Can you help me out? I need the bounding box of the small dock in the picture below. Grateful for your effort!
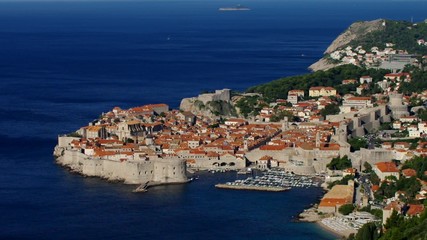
[215,184,290,192]
[132,181,149,193]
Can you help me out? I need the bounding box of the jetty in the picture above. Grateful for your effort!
[215,184,289,192]
[132,181,149,193]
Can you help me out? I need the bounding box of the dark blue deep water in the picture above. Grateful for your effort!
[1,1,426,239]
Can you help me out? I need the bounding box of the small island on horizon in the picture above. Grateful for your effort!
[219,4,250,11]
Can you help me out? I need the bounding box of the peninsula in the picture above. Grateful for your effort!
[54,18,427,238]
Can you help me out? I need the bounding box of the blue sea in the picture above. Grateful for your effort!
[1,1,426,239]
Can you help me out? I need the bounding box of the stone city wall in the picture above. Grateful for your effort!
[56,148,187,184]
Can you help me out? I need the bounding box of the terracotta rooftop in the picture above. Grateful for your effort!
[186,159,196,164]
[94,150,116,157]
[402,168,417,177]
[406,204,424,216]
[346,97,371,101]
[372,185,380,192]
[318,184,354,209]
[344,168,357,174]
[225,118,247,123]
[309,86,336,91]
[375,162,399,173]
[259,145,286,151]
[384,201,402,211]
[259,155,273,161]
[385,73,410,77]
[319,198,349,207]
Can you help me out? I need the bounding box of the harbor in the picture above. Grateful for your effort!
[215,168,323,192]
[215,184,289,192]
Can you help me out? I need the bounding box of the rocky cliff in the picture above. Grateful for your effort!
[180,97,238,118]
[309,19,385,71]
[324,19,385,54]
[308,58,342,72]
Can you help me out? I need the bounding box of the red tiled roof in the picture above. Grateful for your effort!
[289,89,304,93]
[226,118,247,123]
[372,185,380,192]
[259,155,273,161]
[407,204,424,216]
[385,73,410,77]
[94,150,116,157]
[344,168,357,174]
[309,86,336,91]
[207,152,220,157]
[384,201,401,211]
[346,97,371,101]
[342,79,357,83]
[259,145,286,151]
[186,159,196,164]
[395,142,410,147]
[319,198,349,207]
[402,168,417,177]
[375,162,399,173]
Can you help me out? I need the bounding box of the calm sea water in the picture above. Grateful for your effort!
[1,1,426,239]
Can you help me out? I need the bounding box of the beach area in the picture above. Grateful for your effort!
[297,181,358,239]
[298,195,380,239]
[318,218,357,238]
[317,221,350,239]
[298,205,355,238]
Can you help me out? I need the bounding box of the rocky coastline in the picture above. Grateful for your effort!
[309,19,385,72]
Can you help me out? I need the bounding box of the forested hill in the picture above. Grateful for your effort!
[310,19,427,71]
[246,65,389,102]
[350,20,427,56]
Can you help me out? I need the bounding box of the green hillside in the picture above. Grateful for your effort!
[349,20,427,55]
[246,65,389,101]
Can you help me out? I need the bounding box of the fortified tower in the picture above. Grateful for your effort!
[315,131,321,148]
[338,121,348,142]
[281,117,289,131]
[388,93,408,119]
[243,137,249,151]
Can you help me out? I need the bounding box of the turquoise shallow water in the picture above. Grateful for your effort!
[1,1,426,239]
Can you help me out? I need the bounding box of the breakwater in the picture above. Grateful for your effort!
[215,183,290,192]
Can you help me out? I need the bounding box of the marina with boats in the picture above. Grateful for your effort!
[215,169,322,192]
